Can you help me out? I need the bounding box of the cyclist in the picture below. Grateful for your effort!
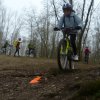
[28,41,35,56]
[84,46,91,63]
[2,40,9,54]
[54,3,83,60]
[14,38,22,56]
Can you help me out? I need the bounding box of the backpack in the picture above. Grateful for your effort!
[63,15,77,27]
[13,40,18,47]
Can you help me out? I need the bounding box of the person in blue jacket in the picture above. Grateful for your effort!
[54,3,83,60]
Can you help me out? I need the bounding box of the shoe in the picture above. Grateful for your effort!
[73,55,79,61]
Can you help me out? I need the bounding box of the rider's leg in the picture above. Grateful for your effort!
[70,34,78,60]
[70,34,77,55]
[14,48,17,56]
[17,48,19,56]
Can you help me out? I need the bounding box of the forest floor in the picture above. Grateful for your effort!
[0,55,100,100]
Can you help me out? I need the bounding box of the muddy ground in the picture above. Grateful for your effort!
[0,55,100,100]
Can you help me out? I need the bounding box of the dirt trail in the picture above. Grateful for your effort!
[0,55,100,100]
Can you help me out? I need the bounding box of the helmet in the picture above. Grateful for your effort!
[62,3,72,11]
[18,38,21,41]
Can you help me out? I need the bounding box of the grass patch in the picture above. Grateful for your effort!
[93,91,100,100]
[70,80,100,100]
[79,80,100,96]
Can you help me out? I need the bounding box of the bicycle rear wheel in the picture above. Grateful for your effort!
[57,39,73,71]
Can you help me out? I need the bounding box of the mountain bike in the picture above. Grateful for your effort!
[25,48,36,57]
[54,27,77,71]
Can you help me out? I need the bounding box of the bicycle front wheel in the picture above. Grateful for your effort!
[57,39,72,71]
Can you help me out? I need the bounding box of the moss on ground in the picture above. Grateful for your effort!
[70,80,100,100]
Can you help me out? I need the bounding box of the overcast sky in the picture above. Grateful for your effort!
[3,0,100,38]
[3,0,43,13]
[3,0,100,14]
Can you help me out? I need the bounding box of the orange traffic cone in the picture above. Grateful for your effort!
[30,76,42,84]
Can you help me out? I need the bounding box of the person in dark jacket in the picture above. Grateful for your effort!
[2,40,9,54]
[84,47,91,63]
[28,41,36,57]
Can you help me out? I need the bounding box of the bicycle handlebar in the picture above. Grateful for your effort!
[54,27,77,33]
[54,27,76,31]
[54,26,82,31]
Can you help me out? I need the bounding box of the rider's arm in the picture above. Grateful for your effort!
[74,14,83,29]
[57,16,64,29]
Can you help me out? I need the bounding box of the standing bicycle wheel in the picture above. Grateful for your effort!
[57,39,74,71]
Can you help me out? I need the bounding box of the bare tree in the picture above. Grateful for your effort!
[10,13,24,46]
[81,0,86,21]
[78,0,94,60]
[69,0,73,5]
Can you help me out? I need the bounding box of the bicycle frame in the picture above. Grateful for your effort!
[54,27,77,70]
[60,32,72,55]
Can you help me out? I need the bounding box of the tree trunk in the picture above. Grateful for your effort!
[78,0,94,60]
[69,0,73,6]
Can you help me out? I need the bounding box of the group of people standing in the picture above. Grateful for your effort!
[14,38,36,57]
[1,38,36,57]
